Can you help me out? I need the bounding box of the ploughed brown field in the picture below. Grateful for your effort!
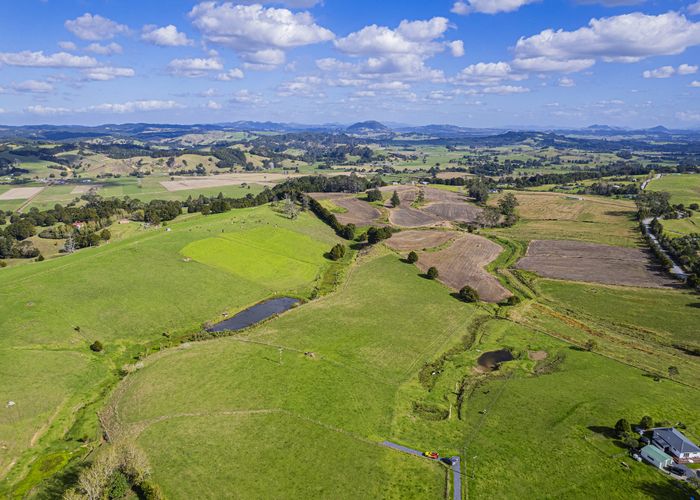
[384,230,457,251]
[415,233,512,303]
[309,193,383,226]
[516,239,678,288]
[380,185,482,227]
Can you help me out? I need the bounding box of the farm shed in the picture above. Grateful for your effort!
[651,428,700,463]
[640,445,673,469]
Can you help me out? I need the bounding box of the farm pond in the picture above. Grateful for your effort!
[477,349,514,371]
[207,297,300,332]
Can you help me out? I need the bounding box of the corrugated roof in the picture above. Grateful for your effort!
[641,445,672,463]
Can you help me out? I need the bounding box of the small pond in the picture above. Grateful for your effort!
[207,297,300,333]
[477,349,514,371]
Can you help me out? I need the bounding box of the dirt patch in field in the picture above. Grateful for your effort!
[389,206,442,227]
[0,187,44,200]
[161,173,302,192]
[416,233,512,302]
[528,350,548,361]
[385,230,457,251]
[309,193,382,226]
[70,184,101,194]
[516,239,678,288]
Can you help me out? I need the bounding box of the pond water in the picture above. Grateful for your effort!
[477,349,514,371]
[207,297,300,333]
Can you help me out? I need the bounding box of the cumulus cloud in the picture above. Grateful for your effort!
[559,76,576,87]
[451,0,539,15]
[58,41,77,51]
[26,105,71,115]
[449,40,465,57]
[576,0,647,5]
[87,100,183,113]
[454,61,526,85]
[167,57,223,77]
[12,80,54,93]
[189,2,333,68]
[82,66,136,81]
[689,1,700,16]
[277,76,326,97]
[642,64,698,78]
[230,89,264,104]
[85,42,123,55]
[216,68,245,80]
[65,13,129,41]
[691,80,700,87]
[206,100,222,110]
[0,50,97,68]
[142,25,193,46]
[514,12,700,72]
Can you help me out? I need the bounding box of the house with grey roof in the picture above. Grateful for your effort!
[650,428,700,463]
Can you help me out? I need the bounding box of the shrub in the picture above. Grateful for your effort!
[640,415,653,429]
[138,480,165,500]
[100,229,112,241]
[426,267,439,280]
[107,471,129,499]
[35,254,44,262]
[366,189,382,202]
[0,260,6,268]
[328,243,346,261]
[90,340,104,352]
[406,251,418,263]
[458,286,479,302]
[584,339,597,352]
[503,295,521,306]
[390,190,401,207]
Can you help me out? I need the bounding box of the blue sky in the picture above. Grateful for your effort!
[0,0,699,128]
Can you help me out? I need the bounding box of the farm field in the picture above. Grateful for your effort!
[486,191,641,247]
[309,192,383,226]
[384,229,457,251]
[108,250,480,498]
[647,173,700,206]
[516,239,677,288]
[414,233,511,302]
[0,206,339,494]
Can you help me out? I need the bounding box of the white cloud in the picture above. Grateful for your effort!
[678,63,699,75]
[690,80,700,87]
[454,61,526,85]
[689,1,700,16]
[577,0,647,5]
[206,100,222,110]
[230,89,264,104]
[514,12,700,74]
[142,25,193,47]
[167,57,223,77]
[65,13,128,41]
[277,76,325,97]
[13,80,54,93]
[335,18,449,57]
[512,56,595,72]
[189,2,333,68]
[643,66,676,78]
[449,40,465,57]
[26,105,71,115]
[480,85,530,94]
[558,76,575,87]
[82,66,136,81]
[87,100,183,113]
[0,50,97,68]
[451,0,539,15]
[85,42,123,55]
[216,68,245,80]
[58,41,77,51]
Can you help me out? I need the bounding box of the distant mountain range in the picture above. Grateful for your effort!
[0,120,698,143]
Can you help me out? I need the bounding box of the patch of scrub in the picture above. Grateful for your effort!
[181,227,329,291]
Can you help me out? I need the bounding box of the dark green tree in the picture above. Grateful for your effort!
[615,418,632,438]
[458,286,479,303]
[90,340,104,352]
[328,243,346,261]
[640,415,653,429]
[426,267,439,280]
[406,251,418,264]
[366,189,382,202]
[391,190,401,208]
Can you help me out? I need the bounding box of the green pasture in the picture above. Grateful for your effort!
[0,206,338,494]
[648,174,700,206]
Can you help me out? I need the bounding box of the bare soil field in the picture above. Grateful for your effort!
[0,187,44,200]
[385,230,457,251]
[390,206,442,227]
[309,193,382,226]
[416,233,512,302]
[162,172,306,192]
[70,184,101,194]
[516,239,678,288]
[423,202,481,223]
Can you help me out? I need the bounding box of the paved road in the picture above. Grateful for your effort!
[451,455,461,500]
[641,217,688,280]
[381,441,462,500]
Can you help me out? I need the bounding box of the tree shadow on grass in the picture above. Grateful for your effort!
[636,479,697,500]
[587,425,617,439]
[686,302,700,309]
